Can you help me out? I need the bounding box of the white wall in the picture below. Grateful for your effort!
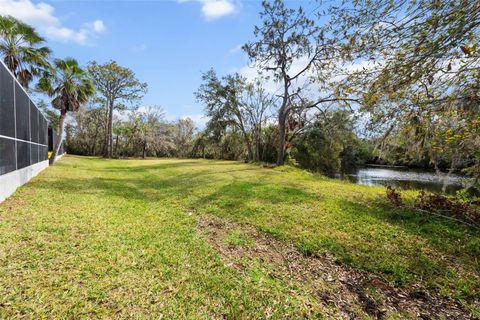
[0,160,49,203]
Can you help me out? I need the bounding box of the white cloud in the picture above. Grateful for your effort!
[121,106,208,128]
[91,20,106,33]
[201,0,236,20]
[181,114,208,128]
[236,64,279,94]
[178,0,237,20]
[164,105,208,128]
[0,0,105,45]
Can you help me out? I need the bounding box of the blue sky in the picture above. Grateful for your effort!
[0,0,318,126]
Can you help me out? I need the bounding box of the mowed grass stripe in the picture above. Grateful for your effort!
[0,156,478,318]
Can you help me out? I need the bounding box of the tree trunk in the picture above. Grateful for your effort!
[106,100,114,158]
[102,118,109,157]
[91,131,98,155]
[276,108,287,166]
[142,130,147,159]
[276,72,290,166]
[102,106,109,157]
[254,125,262,162]
[49,111,67,165]
[102,134,108,157]
[114,135,119,158]
[237,114,253,162]
[108,102,113,158]
[244,134,254,162]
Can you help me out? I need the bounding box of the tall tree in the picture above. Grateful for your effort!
[129,106,173,158]
[243,0,355,165]
[38,58,94,164]
[67,104,107,156]
[242,81,274,161]
[333,0,480,181]
[88,60,147,158]
[0,15,51,88]
[334,0,480,94]
[173,118,196,158]
[196,70,255,160]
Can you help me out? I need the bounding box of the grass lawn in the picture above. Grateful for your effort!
[0,156,478,318]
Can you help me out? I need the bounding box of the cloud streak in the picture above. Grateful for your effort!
[0,0,105,45]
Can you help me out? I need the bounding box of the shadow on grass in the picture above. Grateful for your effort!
[94,159,250,173]
[42,162,480,259]
[37,158,480,299]
[189,179,479,298]
[192,179,320,217]
[35,163,278,205]
[338,199,480,297]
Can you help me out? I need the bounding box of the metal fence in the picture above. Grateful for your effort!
[0,61,49,176]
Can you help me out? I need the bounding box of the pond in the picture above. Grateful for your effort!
[339,166,466,195]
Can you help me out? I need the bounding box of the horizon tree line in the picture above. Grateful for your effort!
[1,0,478,189]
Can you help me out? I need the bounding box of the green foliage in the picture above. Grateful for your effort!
[243,0,355,165]
[87,60,148,158]
[37,58,94,163]
[87,60,148,105]
[37,58,94,113]
[332,0,480,179]
[292,110,373,175]
[293,125,343,175]
[195,69,273,162]
[0,15,51,88]
[65,105,198,159]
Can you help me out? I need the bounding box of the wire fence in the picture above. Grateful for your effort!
[0,61,49,175]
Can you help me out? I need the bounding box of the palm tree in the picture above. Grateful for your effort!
[0,15,51,88]
[38,58,94,165]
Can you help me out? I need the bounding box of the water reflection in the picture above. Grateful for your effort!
[339,166,465,195]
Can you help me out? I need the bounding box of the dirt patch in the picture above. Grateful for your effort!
[197,215,476,319]
[0,188,36,213]
[1,197,27,212]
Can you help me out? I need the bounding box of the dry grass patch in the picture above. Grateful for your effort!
[198,215,474,320]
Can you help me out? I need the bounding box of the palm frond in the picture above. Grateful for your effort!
[0,15,51,87]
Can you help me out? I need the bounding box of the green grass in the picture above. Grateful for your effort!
[225,229,254,247]
[0,156,478,318]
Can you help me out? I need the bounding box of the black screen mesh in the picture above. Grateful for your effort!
[30,103,39,143]
[15,83,30,141]
[0,62,50,175]
[0,63,15,137]
[40,145,48,161]
[16,140,31,169]
[31,144,39,164]
[39,117,47,145]
[0,137,16,174]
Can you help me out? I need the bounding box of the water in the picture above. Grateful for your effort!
[340,166,466,195]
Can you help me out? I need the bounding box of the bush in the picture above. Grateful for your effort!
[385,186,480,228]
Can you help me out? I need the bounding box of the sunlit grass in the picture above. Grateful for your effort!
[0,155,478,318]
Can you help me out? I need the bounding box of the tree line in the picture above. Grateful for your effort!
[195,0,480,187]
[65,106,196,159]
[1,0,479,188]
[0,15,198,161]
